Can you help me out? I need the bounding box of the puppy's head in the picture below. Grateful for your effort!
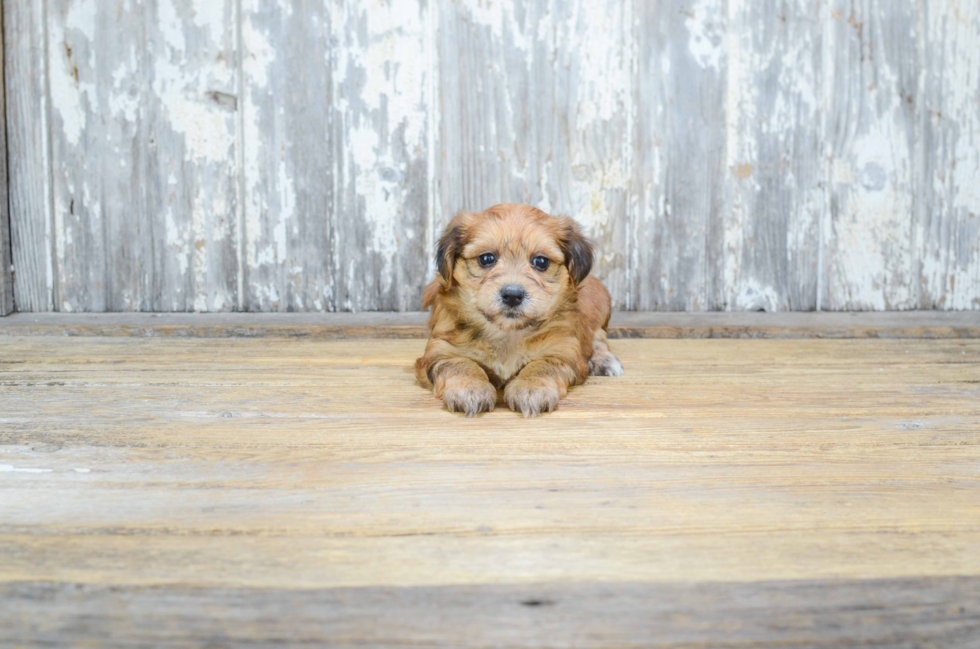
[436,204,593,331]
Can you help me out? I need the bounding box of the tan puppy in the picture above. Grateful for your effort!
[415,204,623,417]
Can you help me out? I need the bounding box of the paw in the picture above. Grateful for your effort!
[504,380,562,418]
[442,381,497,417]
[589,352,624,377]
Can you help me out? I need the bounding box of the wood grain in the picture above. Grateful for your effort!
[1,335,979,644]
[824,1,918,310]
[2,578,978,648]
[5,1,980,312]
[47,0,240,312]
[0,4,12,316]
[917,1,980,310]
[4,0,53,312]
[0,311,978,339]
[721,0,823,311]
[438,0,633,308]
[631,0,725,311]
[240,0,335,312]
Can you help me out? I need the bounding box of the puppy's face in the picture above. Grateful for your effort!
[437,205,593,331]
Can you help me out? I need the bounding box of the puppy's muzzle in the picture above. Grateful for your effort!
[499,285,526,308]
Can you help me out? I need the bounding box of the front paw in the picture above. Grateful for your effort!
[441,380,497,417]
[504,380,562,418]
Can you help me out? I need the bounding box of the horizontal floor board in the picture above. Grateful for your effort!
[2,577,979,648]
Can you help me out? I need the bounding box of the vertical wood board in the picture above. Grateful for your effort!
[4,0,53,312]
[631,0,727,311]
[438,0,633,308]
[917,0,980,309]
[823,0,920,310]
[0,1,12,315]
[720,0,823,312]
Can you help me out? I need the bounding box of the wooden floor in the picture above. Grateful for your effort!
[2,327,979,646]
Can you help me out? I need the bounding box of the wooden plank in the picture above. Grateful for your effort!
[2,577,979,648]
[917,1,980,309]
[438,0,633,307]
[142,0,239,312]
[823,0,919,310]
[240,0,334,312]
[331,0,430,311]
[27,1,239,313]
[242,0,430,312]
[0,311,978,339]
[0,336,978,644]
[0,1,12,316]
[721,0,823,311]
[631,0,727,310]
[135,0,240,312]
[46,0,138,311]
[4,0,53,312]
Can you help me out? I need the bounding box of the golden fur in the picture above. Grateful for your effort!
[415,204,623,417]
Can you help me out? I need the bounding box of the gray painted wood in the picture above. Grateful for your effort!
[41,0,240,312]
[918,2,980,309]
[329,0,430,312]
[242,0,429,312]
[240,0,334,312]
[719,0,824,312]
[0,5,12,316]
[437,0,633,308]
[4,0,980,312]
[631,0,727,311]
[2,577,979,647]
[4,0,52,312]
[824,0,920,310]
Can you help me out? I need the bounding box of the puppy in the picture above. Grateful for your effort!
[415,204,623,417]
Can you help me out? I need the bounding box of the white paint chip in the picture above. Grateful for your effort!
[0,465,54,474]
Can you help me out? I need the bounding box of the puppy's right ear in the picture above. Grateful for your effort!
[436,223,465,285]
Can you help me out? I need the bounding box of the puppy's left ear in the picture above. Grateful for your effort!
[560,219,594,284]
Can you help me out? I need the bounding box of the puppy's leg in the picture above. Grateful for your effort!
[432,358,498,416]
[575,277,622,376]
[504,355,587,418]
[588,328,624,377]
[417,343,496,416]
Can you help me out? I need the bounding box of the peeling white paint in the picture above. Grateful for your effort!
[49,0,97,147]
[686,0,725,71]
[735,279,780,312]
[830,103,914,310]
[336,0,428,307]
[919,0,980,309]
[0,465,53,474]
[12,0,980,313]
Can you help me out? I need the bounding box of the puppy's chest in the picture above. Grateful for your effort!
[476,332,531,383]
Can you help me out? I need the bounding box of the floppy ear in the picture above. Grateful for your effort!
[436,223,465,285]
[560,219,594,284]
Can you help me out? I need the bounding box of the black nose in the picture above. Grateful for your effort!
[500,285,526,308]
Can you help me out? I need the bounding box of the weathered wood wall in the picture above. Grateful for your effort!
[3,0,979,313]
[0,5,12,316]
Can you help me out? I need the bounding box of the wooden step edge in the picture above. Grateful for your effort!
[1,312,977,339]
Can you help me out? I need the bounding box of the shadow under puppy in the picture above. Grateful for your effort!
[416,204,623,417]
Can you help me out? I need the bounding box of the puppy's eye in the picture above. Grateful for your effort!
[478,252,497,268]
[530,256,550,272]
